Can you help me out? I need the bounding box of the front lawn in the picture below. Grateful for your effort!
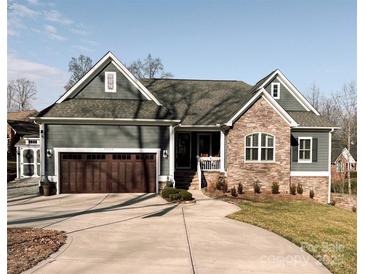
[8,227,67,274]
[228,199,356,274]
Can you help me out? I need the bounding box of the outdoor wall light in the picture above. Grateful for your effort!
[46,149,53,158]
[162,150,168,158]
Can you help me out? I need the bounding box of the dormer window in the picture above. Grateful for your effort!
[271,82,280,99]
[105,71,116,92]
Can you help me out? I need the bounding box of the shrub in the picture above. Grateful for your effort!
[253,181,261,194]
[271,182,279,194]
[352,206,357,213]
[237,183,244,194]
[179,189,193,201]
[329,200,336,206]
[230,187,238,197]
[222,181,228,193]
[290,184,296,195]
[309,189,315,199]
[297,183,303,195]
[168,193,181,201]
[161,187,179,199]
[216,175,226,191]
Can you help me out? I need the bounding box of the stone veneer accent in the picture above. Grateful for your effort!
[290,176,329,203]
[226,97,291,193]
[202,171,222,192]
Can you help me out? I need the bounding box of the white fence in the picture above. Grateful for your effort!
[199,157,221,171]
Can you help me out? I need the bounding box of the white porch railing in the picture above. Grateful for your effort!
[200,156,221,171]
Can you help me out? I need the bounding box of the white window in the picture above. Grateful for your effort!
[105,71,116,92]
[245,133,275,162]
[298,137,312,163]
[271,82,280,99]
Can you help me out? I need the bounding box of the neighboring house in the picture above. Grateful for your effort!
[7,110,40,179]
[32,52,337,203]
[7,110,38,158]
[331,147,357,182]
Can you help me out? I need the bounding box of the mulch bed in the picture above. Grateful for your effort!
[8,227,67,274]
[204,189,313,203]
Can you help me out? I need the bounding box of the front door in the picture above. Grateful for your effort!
[176,132,191,169]
[198,134,211,157]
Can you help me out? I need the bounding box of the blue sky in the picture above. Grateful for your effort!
[8,0,356,110]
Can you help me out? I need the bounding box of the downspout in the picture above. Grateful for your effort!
[328,128,334,204]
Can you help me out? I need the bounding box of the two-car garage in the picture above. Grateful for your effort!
[59,152,157,194]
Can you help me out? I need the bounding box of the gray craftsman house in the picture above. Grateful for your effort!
[32,52,337,203]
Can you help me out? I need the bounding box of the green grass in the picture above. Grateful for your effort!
[228,200,356,274]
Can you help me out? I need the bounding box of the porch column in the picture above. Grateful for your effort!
[169,125,175,183]
[40,123,45,185]
[220,130,225,172]
[16,146,20,179]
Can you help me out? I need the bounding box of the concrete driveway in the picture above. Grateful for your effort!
[8,188,330,274]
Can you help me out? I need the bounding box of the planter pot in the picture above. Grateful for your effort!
[43,185,50,196]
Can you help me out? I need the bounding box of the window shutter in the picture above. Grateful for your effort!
[312,138,318,162]
[291,135,298,162]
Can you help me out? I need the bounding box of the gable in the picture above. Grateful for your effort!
[56,52,161,105]
[264,77,307,111]
[72,62,146,100]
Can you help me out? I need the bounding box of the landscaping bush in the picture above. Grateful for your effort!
[237,183,244,194]
[352,206,357,213]
[222,181,228,193]
[216,175,226,191]
[329,200,336,206]
[309,189,315,199]
[230,187,238,197]
[271,182,279,194]
[297,183,303,195]
[179,189,193,201]
[161,187,179,199]
[168,193,181,201]
[253,181,261,194]
[290,184,296,195]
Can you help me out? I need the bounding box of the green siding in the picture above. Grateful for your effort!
[291,130,330,171]
[72,62,147,100]
[45,124,169,176]
[264,78,306,111]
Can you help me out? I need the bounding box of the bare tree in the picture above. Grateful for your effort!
[128,54,173,79]
[7,78,37,111]
[7,82,15,111]
[65,55,93,90]
[306,83,321,110]
[332,82,357,194]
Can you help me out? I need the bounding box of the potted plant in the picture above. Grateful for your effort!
[42,176,51,196]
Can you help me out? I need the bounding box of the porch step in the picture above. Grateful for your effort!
[174,170,199,191]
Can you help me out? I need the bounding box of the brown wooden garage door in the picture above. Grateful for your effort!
[60,153,156,193]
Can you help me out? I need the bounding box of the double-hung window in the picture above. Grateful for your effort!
[245,133,274,162]
[298,137,312,163]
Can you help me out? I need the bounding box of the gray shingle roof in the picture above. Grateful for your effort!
[141,79,253,125]
[287,111,334,127]
[38,99,175,120]
[7,120,39,136]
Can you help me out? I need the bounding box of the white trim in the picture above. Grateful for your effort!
[244,132,276,163]
[262,91,298,126]
[159,175,169,182]
[256,69,320,115]
[19,147,40,178]
[177,125,221,128]
[39,124,45,180]
[294,126,341,130]
[53,147,161,194]
[175,132,192,169]
[298,137,312,163]
[225,89,298,127]
[32,117,180,125]
[271,82,280,99]
[328,129,334,204]
[56,52,162,106]
[220,130,225,172]
[290,171,329,177]
[104,71,116,93]
[169,125,175,182]
[225,90,263,126]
